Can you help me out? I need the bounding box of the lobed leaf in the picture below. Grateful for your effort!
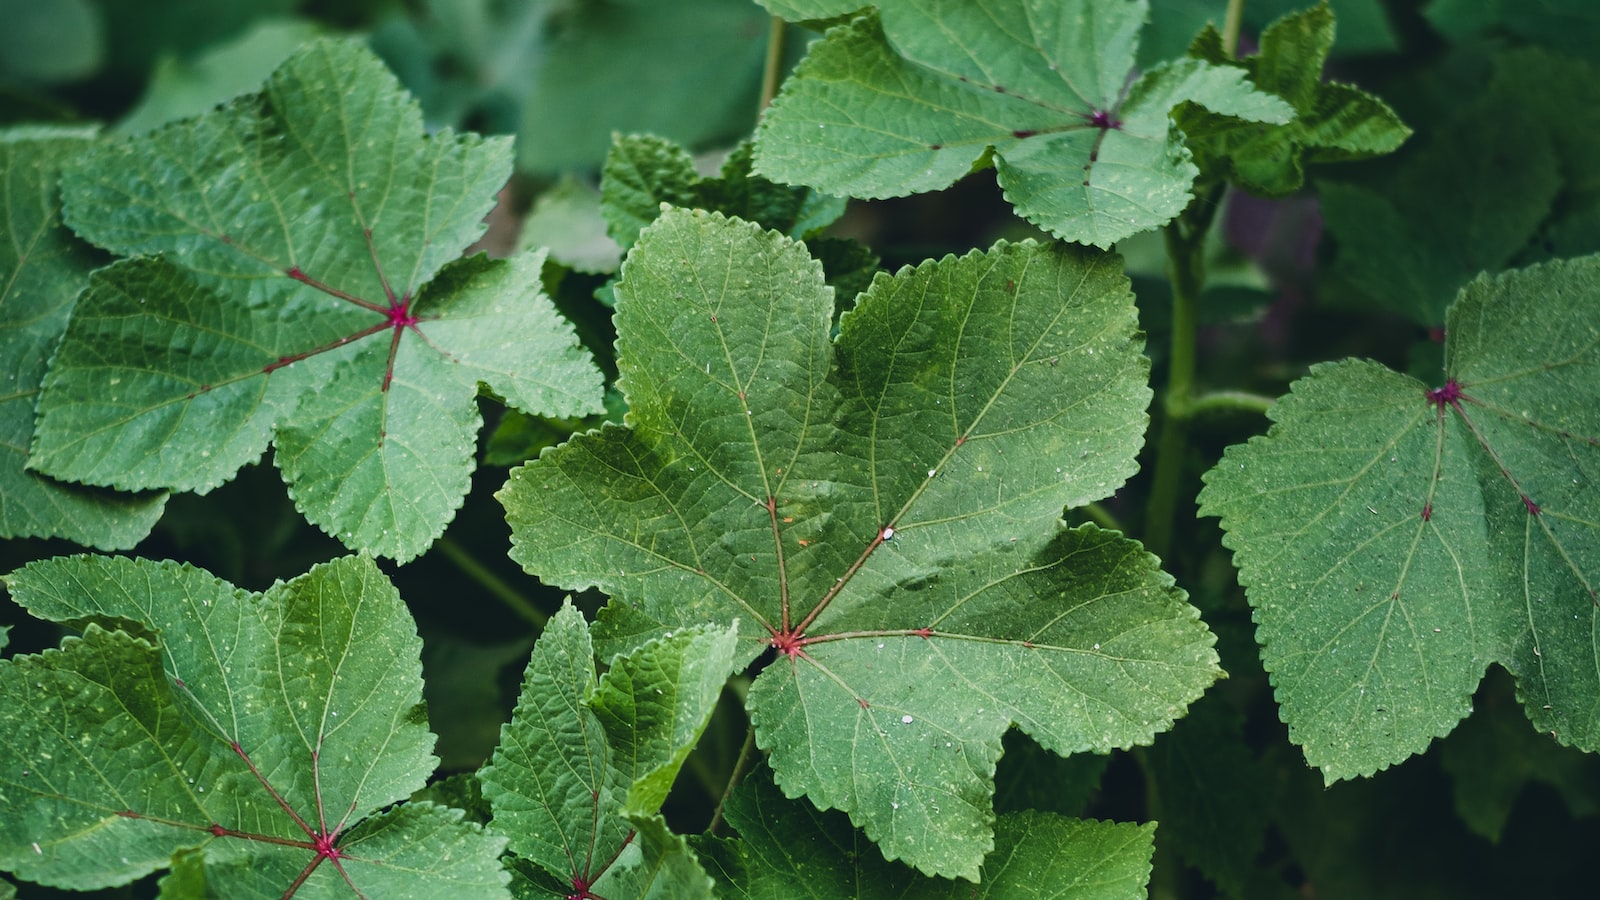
[1200,254,1600,780]
[30,38,603,562]
[0,554,508,897]
[1178,2,1410,196]
[752,1,1293,247]
[0,128,166,548]
[701,762,1155,899]
[499,208,1219,879]
[478,602,733,899]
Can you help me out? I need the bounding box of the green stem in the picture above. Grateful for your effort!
[760,17,786,110]
[1187,389,1275,419]
[1142,217,1208,562]
[434,537,548,629]
[708,723,758,836]
[1222,0,1245,58]
[1135,746,1182,900]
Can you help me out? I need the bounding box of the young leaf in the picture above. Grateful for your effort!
[600,135,846,253]
[701,762,1156,899]
[752,1,1294,247]
[1177,2,1410,196]
[0,128,166,549]
[1199,254,1600,780]
[0,554,508,897]
[498,208,1219,879]
[30,38,604,562]
[478,602,734,899]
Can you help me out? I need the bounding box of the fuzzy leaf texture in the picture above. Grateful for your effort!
[1177,2,1410,196]
[752,0,1294,248]
[701,762,1155,898]
[0,128,165,548]
[498,208,1219,880]
[29,38,604,562]
[478,602,735,899]
[0,554,509,897]
[1199,254,1600,780]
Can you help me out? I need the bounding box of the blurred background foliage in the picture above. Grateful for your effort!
[4,1,1600,897]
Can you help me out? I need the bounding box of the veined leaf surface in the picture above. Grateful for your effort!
[478,602,735,899]
[30,38,604,562]
[0,128,166,548]
[499,208,1219,879]
[1200,255,1600,780]
[752,0,1293,247]
[0,555,508,897]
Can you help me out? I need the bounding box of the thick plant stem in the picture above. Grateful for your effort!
[436,537,548,628]
[760,17,786,110]
[1143,216,1208,562]
[708,724,758,835]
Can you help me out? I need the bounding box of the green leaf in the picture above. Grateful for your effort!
[1199,254,1600,780]
[369,0,550,135]
[1178,3,1410,196]
[600,135,847,253]
[519,176,624,275]
[31,39,603,562]
[0,554,508,896]
[499,208,1218,879]
[753,2,1293,247]
[0,128,166,549]
[1144,694,1269,894]
[1439,669,1600,842]
[1249,0,1398,54]
[1319,67,1562,326]
[518,0,775,174]
[701,762,1156,898]
[115,18,322,136]
[478,602,734,898]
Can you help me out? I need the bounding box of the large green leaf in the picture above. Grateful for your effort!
[701,762,1155,898]
[478,602,734,899]
[753,1,1293,247]
[0,555,508,897]
[498,208,1218,879]
[0,128,166,549]
[1199,255,1600,780]
[29,39,603,562]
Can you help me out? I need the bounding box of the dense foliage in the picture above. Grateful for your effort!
[2,1,1598,898]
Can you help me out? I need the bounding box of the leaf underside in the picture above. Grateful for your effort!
[29,38,603,562]
[499,207,1219,880]
[1200,254,1600,780]
[0,554,508,897]
[753,0,1293,247]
